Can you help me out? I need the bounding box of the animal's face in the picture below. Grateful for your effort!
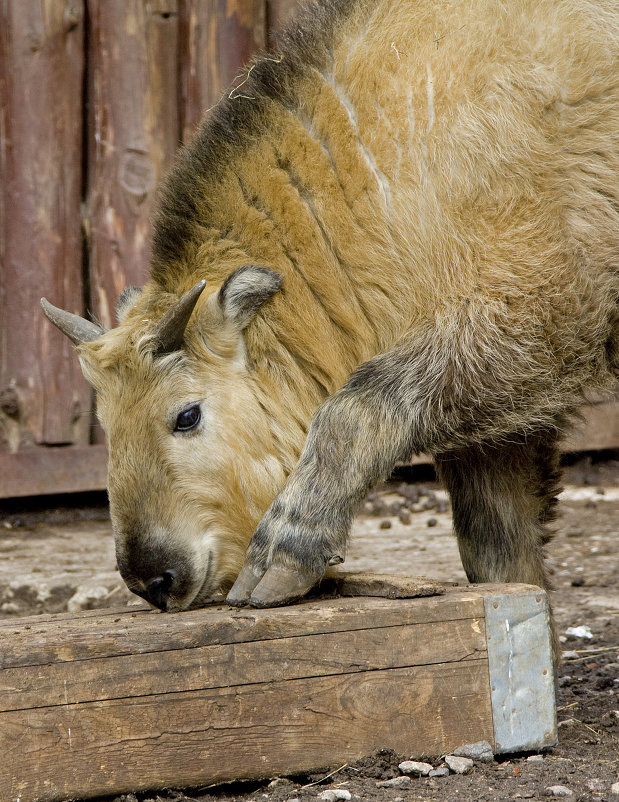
[42,267,286,611]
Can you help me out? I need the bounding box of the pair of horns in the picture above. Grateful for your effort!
[40,280,206,354]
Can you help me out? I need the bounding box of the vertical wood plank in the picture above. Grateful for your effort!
[179,0,266,143]
[85,0,180,330]
[266,0,299,42]
[0,0,90,449]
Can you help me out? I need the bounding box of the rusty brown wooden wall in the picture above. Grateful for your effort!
[0,0,299,497]
[0,0,617,498]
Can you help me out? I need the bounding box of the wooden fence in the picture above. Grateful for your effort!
[0,0,298,498]
[0,0,617,498]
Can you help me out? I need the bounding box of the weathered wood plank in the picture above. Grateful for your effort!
[179,0,266,143]
[4,661,494,802]
[0,0,90,451]
[85,0,180,329]
[0,617,487,712]
[564,394,619,452]
[0,444,107,498]
[0,587,492,668]
[266,0,299,40]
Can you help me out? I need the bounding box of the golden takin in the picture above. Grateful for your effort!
[43,0,618,626]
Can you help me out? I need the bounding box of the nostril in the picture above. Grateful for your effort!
[146,570,176,611]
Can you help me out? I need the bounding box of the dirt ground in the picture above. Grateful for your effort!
[1,454,617,802]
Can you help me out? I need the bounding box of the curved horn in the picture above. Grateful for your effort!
[151,280,206,355]
[40,298,105,345]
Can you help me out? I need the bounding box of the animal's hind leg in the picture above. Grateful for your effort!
[435,431,561,656]
[436,431,561,589]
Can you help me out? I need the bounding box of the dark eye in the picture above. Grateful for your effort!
[174,405,201,432]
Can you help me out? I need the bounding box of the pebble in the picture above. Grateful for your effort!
[545,786,574,797]
[379,519,392,529]
[444,755,474,774]
[429,767,450,777]
[318,790,351,802]
[398,760,433,776]
[586,778,605,792]
[376,776,411,788]
[558,718,579,729]
[612,782,619,796]
[67,583,112,612]
[565,625,593,639]
[451,740,494,762]
[526,754,544,763]
[427,517,438,527]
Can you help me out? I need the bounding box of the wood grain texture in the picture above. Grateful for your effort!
[0,0,90,451]
[0,587,490,667]
[0,617,487,712]
[564,394,619,452]
[0,583,557,802]
[85,0,180,329]
[0,444,107,498]
[266,0,300,41]
[179,0,266,142]
[4,661,493,802]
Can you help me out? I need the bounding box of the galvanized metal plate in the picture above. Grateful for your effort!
[484,589,557,753]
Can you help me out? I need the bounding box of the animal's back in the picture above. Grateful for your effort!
[152,0,618,391]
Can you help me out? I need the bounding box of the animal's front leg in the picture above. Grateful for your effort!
[227,383,412,607]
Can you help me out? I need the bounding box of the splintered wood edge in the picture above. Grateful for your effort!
[320,571,450,598]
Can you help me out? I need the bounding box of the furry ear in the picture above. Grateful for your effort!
[218,266,282,330]
[116,287,143,323]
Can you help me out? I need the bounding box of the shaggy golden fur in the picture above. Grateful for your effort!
[55,0,617,620]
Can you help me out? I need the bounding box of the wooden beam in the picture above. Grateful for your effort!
[1,582,556,802]
[0,445,107,499]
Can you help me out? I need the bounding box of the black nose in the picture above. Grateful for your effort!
[145,570,176,611]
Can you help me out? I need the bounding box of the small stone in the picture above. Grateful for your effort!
[526,754,544,763]
[398,760,433,776]
[398,509,411,524]
[545,786,573,797]
[67,583,111,612]
[565,625,593,639]
[558,718,579,728]
[379,519,392,529]
[610,781,619,795]
[376,776,411,788]
[318,790,351,802]
[427,517,438,527]
[429,767,450,777]
[451,740,494,762]
[586,779,605,792]
[444,755,474,774]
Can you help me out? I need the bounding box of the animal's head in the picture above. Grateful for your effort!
[42,266,289,611]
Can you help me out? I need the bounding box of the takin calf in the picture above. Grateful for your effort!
[43,0,618,622]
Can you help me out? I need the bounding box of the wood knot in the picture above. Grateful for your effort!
[119,149,155,201]
[0,387,20,418]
